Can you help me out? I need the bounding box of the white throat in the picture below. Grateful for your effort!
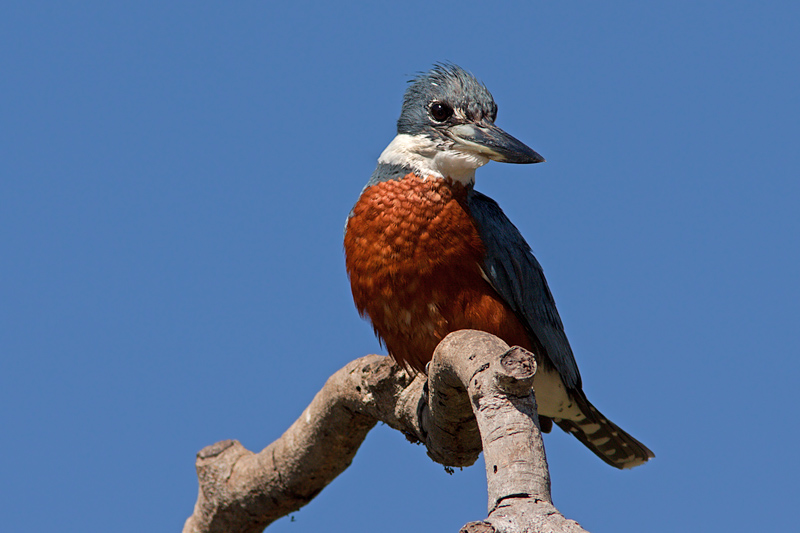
[377,133,490,185]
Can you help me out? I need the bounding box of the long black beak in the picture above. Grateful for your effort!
[448,123,545,164]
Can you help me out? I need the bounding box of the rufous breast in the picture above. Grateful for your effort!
[344,173,529,371]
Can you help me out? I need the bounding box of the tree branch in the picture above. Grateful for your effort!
[183,330,588,533]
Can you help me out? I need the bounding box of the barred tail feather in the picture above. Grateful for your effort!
[554,394,654,469]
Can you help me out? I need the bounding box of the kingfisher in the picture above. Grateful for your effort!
[344,64,653,469]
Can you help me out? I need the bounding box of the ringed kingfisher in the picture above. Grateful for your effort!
[344,64,653,469]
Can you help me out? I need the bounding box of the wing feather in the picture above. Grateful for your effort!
[468,189,582,390]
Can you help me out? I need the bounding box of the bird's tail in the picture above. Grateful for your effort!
[554,393,654,469]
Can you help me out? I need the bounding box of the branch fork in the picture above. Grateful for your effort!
[184,330,588,533]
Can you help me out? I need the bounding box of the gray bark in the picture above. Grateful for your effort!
[183,330,588,533]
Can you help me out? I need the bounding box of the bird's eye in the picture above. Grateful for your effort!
[429,102,454,122]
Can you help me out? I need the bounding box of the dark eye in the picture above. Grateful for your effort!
[429,102,453,122]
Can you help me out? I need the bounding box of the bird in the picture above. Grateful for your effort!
[343,64,653,469]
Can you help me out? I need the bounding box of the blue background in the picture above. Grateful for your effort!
[2,2,798,531]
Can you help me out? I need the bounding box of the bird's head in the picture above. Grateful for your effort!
[378,63,544,184]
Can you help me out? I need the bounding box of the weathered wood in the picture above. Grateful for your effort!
[434,333,588,533]
[184,330,588,533]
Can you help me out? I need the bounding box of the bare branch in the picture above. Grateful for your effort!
[184,330,587,533]
[434,332,587,533]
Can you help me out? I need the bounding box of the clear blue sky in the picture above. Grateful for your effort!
[2,2,798,531]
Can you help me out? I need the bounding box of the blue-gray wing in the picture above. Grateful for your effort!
[468,189,582,391]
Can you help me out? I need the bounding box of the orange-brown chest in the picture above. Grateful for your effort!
[344,174,525,370]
